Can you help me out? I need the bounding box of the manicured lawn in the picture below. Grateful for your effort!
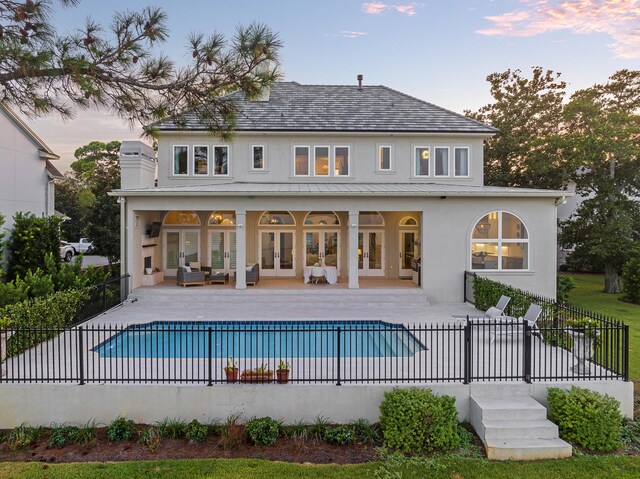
[1,456,640,479]
[566,273,640,383]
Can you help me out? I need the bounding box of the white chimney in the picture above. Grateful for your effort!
[119,141,156,189]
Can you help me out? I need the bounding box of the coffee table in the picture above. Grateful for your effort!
[208,272,229,284]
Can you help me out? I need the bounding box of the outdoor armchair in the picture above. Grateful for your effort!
[452,295,511,322]
[177,266,206,287]
[234,263,260,286]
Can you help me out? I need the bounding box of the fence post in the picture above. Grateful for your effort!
[463,317,471,384]
[523,319,531,383]
[77,326,85,385]
[207,327,213,386]
[336,327,342,386]
[624,324,630,382]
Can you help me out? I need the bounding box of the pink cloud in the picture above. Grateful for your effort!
[362,2,422,16]
[477,0,640,58]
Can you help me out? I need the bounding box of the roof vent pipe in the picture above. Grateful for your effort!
[357,74,363,91]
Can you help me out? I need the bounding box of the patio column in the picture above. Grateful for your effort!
[420,209,427,290]
[235,210,247,290]
[348,210,359,289]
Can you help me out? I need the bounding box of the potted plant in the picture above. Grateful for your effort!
[566,317,599,374]
[276,360,290,384]
[223,357,239,383]
[240,364,274,383]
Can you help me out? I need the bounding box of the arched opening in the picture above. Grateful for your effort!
[162,210,201,226]
[208,211,236,226]
[259,211,296,226]
[303,211,340,226]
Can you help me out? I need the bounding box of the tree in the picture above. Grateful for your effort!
[559,70,640,293]
[70,140,120,175]
[466,67,570,189]
[0,1,281,136]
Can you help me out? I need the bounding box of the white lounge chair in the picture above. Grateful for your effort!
[452,295,511,323]
[489,303,543,343]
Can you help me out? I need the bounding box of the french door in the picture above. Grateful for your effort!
[209,230,236,273]
[260,231,295,277]
[358,230,384,277]
[305,231,340,271]
[164,229,200,276]
[399,230,419,277]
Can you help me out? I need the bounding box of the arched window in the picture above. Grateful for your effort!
[399,216,418,226]
[471,211,529,271]
[259,211,296,226]
[304,211,340,226]
[163,210,201,225]
[359,211,384,226]
[208,211,236,226]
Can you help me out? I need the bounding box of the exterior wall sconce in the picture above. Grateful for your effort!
[237,224,244,228]
[351,223,357,228]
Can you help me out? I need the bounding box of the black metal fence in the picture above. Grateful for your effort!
[75,275,130,325]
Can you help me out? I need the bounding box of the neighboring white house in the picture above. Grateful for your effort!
[0,103,62,233]
[113,80,568,302]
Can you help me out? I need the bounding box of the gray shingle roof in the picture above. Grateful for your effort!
[113,182,567,198]
[155,82,497,134]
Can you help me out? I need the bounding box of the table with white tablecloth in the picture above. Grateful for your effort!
[303,266,338,284]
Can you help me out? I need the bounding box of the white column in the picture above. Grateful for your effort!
[348,210,359,289]
[420,208,428,290]
[235,210,247,290]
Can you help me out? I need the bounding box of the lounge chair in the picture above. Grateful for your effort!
[176,266,206,287]
[489,303,543,343]
[234,263,260,286]
[452,295,511,322]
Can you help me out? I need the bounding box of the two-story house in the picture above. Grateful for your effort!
[114,80,566,302]
[0,103,62,233]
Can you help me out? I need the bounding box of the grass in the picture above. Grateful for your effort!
[565,273,640,383]
[1,456,640,479]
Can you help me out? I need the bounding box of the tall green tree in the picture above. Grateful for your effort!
[0,1,281,135]
[466,67,570,189]
[559,70,640,293]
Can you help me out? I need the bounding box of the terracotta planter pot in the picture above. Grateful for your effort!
[276,370,290,384]
[241,371,274,384]
[224,368,239,383]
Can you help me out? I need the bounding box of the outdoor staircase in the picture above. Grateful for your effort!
[470,388,572,461]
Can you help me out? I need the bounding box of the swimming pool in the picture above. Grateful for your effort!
[92,321,426,359]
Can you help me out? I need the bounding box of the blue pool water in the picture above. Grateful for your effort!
[92,321,425,359]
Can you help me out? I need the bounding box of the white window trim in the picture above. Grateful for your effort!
[251,145,266,171]
[333,145,351,177]
[212,145,230,176]
[293,145,311,177]
[454,146,471,178]
[193,145,209,176]
[172,145,189,176]
[470,211,530,272]
[313,145,331,177]
[413,146,430,177]
[377,145,393,172]
[434,146,450,177]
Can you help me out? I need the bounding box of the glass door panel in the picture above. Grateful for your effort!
[324,232,338,267]
[261,232,275,272]
[183,231,200,265]
[358,233,364,270]
[279,232,294,271]
[210,232,225,270]
[165,231,180,275]
[399,231,417,277]
[306,232,320,266]
[358,230,384,276]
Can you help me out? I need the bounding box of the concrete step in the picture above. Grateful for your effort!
[485,438,572,461]
[471,396,547,421]
[482,419,559,440]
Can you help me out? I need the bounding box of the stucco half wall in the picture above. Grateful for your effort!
[0,381,631,429]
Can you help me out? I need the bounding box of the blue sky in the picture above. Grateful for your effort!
[27,0,640,165]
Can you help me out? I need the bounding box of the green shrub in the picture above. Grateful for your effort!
[156,418,187,439]
[48,425,69,448]
[472,275,532,318]
[66,420,97,445]
[557,275,576,303]
[548,386,622,451]
[106,416,136,442]
[245,417,280,446]
[323,425,354,445]
[622,247,640,304]
[138,426,161,452]
[283,420,309,443]
[7,424,41,451]
[185,419,208,443]
[351,418,380,444]
[310,415,330,441]
[380,387,460,453]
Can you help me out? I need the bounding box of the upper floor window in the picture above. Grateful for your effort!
[471,211,529,271]
[335,146,349,176]
[173,146,188,175]
[252,146,265,170]
[415,147,429,176]
[379,146,392,171]
[213,146,229,175]
[315,146,329,176]
[295,146,309,176]
[454,147,469,176]
[435,147,449,176]
[194,146,209,175]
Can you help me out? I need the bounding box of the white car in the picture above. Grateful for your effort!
[60,241,75,262]
[69,238,94,254]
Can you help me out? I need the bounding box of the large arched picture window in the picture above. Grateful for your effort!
[304,211,340,226]
[259,211,296,226]
[208,211,236,226]
[163,210,201,226]
[471,211,529,270]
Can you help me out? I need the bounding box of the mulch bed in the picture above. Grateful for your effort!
[0,428,380,464]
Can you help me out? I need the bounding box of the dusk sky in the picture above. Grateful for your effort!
[26,0,640,168]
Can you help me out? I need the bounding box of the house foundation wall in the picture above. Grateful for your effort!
[0,381,631,429]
